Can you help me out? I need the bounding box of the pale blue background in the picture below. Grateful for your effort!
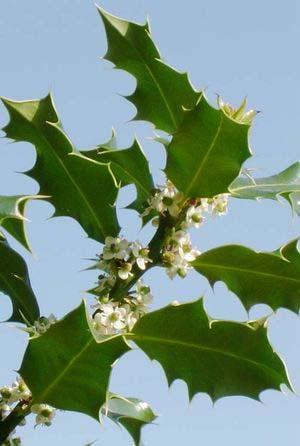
[1,0,300,444]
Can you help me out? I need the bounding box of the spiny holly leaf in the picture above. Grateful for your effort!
[1,95,120,243]
[20,302,130,419]
[230,162,300,215]
[193,240,300,312]
[129,299,290,401]
[165,95,252,198]
[83,134,154,217]
[101,393,157,446]
[0,195,44,251]
[98,7,199,133]
[0,238,39,324]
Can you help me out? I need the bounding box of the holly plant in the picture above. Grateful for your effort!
[1,6,300,446]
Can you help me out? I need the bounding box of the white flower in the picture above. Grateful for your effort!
[169,229,190,247]
[127,311,139,331]
[135,280,153,305]
[143,181,184,217]
[185,205,204,228]
[31,403,55,426]
[95,303,128,331]
[131,242,152,270]
[179,245,201,262]
[212,194,228,215]
[103,236,129,260]
[118,262,133,280]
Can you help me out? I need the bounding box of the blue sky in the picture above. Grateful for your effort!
[1,0,300,444]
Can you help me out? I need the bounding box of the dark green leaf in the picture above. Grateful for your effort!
[20,302,130,419]
[1,95,120,243]
[0,238,39,324]
[193,240,300,312]
[0,195,43,251]
[83,134,154,217]
[101,393,156,446]
[230,162,300,215]
[98,7,199,133]
[165,95,251,198]
[129,299,290,401]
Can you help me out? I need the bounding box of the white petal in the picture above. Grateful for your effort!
[103,251,114,260]
[114,320,126,330]
[137,257,146,270]
[105,236,116,247]
[118,269,129,280]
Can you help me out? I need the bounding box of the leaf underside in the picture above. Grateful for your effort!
[0,238,39,324]
[20,302,130,419]
[1,95,120,243]
[130,299,290,401]
[193,239,300,312]
[98,7,199,133]
[0,195,43,251]
[230,162,300,215]
[102,393,156,446]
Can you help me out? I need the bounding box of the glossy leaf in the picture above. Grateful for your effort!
[98,7,199,133]
[193,240,300,312]
[1,95,120,243]
[165,95,251,198]
[101,393,156,445]
[83,135,154,216]
[0,195,44,251]
[20,302,130,419]
[0,238,39,324]
[129,299,290,401]
[230,162,300,215]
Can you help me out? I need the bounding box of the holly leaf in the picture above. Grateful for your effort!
[165,95,252,198]
[83,134,154,217]
[101,393,157,446]
[1,95,120,243]
[0,195,44,251]
[129,299,291,401]
[20,302,130,419]
[230,162,300,215]
[98,7,199,134]
[0,238,39,324]
[193,240,300,312]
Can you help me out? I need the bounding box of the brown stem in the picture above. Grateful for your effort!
[0,402,30,444]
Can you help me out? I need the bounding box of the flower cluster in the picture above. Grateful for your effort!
[162,229,201,279]
[0,377,56,431]
[143,181,228,227]
[92,279,153,335]
[90,181,228,333]
[0,378,31,421]
[143,181,228,279]
[95,237,152,294]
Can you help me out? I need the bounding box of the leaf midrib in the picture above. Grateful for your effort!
[231,181,300,194]
[194,259,300,284]
[185,114,224,196]
[130,333,285,383]
[113,26,178,129]
[18,114,108,240]
[36,337,94,403]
